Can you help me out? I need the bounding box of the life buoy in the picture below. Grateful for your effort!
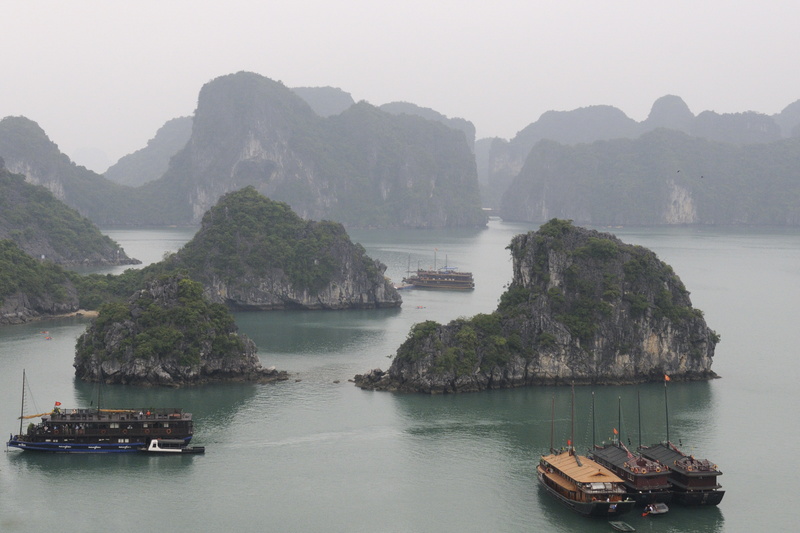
[655,467,661,472]
[122,430,127,435]
[713,464,718,470]
[145,429,150,434]
[687,466,692,472]
[53,430,59,435]
[100,430,106,435]
[166,429,172,435]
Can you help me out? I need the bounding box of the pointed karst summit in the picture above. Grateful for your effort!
[154,71,486,228]
[153,186,402,310]
[356,219,719,393]
[74,273,287,386]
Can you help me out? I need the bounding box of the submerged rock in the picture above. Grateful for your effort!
[355,219,719,393]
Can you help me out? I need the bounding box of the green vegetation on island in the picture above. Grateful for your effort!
[357,219,718,393]
[0,164,137,265]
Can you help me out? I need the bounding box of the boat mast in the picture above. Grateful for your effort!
[570,384,582,465]
[617,396,621,446]
[570,384,575,454]
[664,376,670,444]
[637,389,642,449]
[549,394,555,453]
[591,391,595,451]
[18,369,25,435]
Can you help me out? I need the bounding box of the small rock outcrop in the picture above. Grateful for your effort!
[355,219,719,393]
[74,273,287,385]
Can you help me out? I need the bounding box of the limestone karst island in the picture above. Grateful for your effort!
[356,219,719,393]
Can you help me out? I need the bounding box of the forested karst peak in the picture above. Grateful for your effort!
[356,219,718,393]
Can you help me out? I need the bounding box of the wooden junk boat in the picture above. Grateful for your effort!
[401,252,474,290]
[537,449,636,517]
[639,442,724,506]
[589,394,672,506]
[638,376,724,506]
[590,442,672,506]
[538,390,635,517]
[6,371,198,454]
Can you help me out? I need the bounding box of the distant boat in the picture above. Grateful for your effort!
[401,251,474,290]
[638,376,724,505]
[6,370,199,454]
[538,390,635,517]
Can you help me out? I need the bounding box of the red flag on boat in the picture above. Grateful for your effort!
[54,401,61,406]
[613,428,618,435]
[567,439,572,446]
[664,374,670,381]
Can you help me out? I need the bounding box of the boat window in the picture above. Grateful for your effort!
[110,423,119,429]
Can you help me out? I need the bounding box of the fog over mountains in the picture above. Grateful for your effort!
[2,71,800,231]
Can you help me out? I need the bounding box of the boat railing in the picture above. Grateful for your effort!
[46,408,189,422]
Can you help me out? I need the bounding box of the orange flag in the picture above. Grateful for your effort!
[613,428,618,435]
[664,374,671,381]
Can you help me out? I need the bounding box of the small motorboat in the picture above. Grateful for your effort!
[642,502,669,516]
[139,438,205,454]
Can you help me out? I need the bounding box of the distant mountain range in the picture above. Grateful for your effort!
[3,73,800,228]
[0,73,485,229]
[104,116,193,187]
[483,95,800,210]
[500,128,800,225]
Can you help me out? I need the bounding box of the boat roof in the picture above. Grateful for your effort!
[593,444,667,474]
[640,443,721,475]
[542,451,623,484]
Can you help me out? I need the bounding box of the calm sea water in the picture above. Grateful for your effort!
[2,220,798,533]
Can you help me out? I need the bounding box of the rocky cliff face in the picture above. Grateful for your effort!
[355,220,718,393]
[0,289,81,325]
[500,129,800,226]
[147,72,486,228]
[74,274,287,385]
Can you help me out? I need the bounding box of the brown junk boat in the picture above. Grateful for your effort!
[538,448,636,517]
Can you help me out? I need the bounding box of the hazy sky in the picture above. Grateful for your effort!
[2,1,799,172]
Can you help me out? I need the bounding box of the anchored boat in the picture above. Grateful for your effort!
[538,390,635,517]
[538,450,636,517]
[590,394,672,506]
[639,375,724,505]
[401,252,474,290]
[6,370,198,454]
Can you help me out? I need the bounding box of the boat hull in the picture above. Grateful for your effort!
[673,489,725,506]
[7,436,190,453]
[537,470,635,517]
